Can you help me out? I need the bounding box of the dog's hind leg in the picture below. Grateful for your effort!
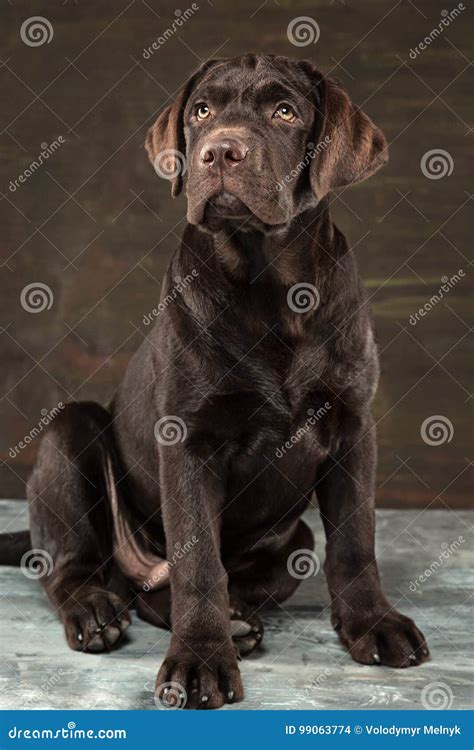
[136,587,263,658]
[27,402,131,653]
[136,587,172,630]
[227,519,314,655]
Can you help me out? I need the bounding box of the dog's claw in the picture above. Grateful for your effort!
[334,607,429,668]
[229,598,264,657]
[63,591,130,654]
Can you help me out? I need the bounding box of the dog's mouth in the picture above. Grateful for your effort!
[203,192,253,222]
[186,175,293,230]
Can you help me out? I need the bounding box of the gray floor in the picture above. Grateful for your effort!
[0,500,472,710]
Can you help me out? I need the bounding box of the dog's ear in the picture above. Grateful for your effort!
[145,88,189,198]
[310,77,388,199]
[145,60,221,197]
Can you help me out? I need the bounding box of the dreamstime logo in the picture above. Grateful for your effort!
[420,415,454,446]
[287,16,320,47]
[409,269,465,326]
[20,283,54,313]
[421,681,454,710]
[304,667,332,699]
[154,416,187,445]
[8,137,65,193]
[287,549,320,579]
[143,4,199,59]
[40,668,68,693]
[409,4,465,59]
[8,723,126,740]
[155,681,187,709]
[143,536,199,592]
[287,282,320,313]
[153,149,187,181]
[276,137,332,192]
[21,549,54,579]
[275,403,331,459]
[420,149,454,180]
[143,270,199,326]
[409,536,465,592]
[20,17,54,46]
[9,402,64,458]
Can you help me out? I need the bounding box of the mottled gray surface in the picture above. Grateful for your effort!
[0,501,472,710]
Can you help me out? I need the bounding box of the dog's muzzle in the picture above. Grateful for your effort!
[186,132,291,228]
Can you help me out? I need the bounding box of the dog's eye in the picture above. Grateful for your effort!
[273,104,297,123]
[196,103,211,121]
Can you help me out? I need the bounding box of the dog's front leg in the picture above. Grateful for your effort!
[155,444,243,709]
[316,417,429,668]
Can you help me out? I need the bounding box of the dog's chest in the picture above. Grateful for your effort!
[191,329,344,458]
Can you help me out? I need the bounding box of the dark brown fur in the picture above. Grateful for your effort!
[2,54,428,709]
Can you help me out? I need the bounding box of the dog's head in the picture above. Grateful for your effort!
[146,54,388,232]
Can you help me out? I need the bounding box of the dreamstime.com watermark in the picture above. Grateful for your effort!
[304,667,332,698]
[420,148,454,180]
[275,403,331,459]
[153,149,187,181]
[8,137,65,192]
[409,4,466,59]
[154,415,187,445]
[287,548,320,579]
[421,681,454,710]
[8,723,127,740]
[20,282,54,313]
[420,415,454,446]
[287,16,320,47]
[21,548,54,579]
[20,16,54,46]
[9,403,64,458]
[143,536,199,591]
[287,282,320,314]
[155,681,188,709]
[143,270,199,326]
[142,4,199,59]
[40,668,69,694]
[276,137,331,192]
[408,269,465,326]
[408,536,465,592]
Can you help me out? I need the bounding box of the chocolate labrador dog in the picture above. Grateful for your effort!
[2,53,429,709]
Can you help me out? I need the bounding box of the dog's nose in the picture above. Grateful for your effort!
[200,138,248,168]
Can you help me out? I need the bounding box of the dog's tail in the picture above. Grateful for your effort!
[0,530,31,566]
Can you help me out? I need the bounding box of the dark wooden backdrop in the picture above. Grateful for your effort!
[1,0,472,507]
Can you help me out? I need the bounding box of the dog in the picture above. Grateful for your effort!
[1,54,429,709]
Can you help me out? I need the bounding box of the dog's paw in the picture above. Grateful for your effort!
[333,607,429,668]
[230,599,263,656]
[155,641,243,709]
[62,590,131,653]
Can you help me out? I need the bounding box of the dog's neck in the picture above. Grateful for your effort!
[167,199,358,346]
[180,199,336,289]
